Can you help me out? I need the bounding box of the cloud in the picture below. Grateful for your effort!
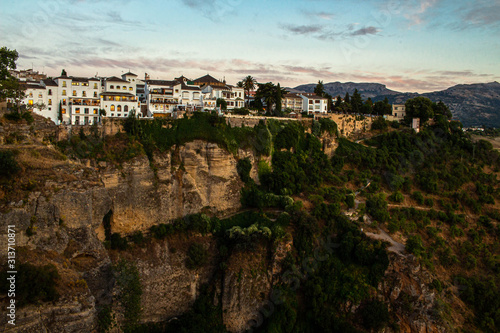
[305,11,334,20]
[461,1,500,28]
[282,24,323,35]
[350,26,380,36]
[402,0,440,26]
[180,0,242,22]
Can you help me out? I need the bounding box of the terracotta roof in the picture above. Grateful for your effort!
[106,76,129,83]
[283,93,302,99]
[42,79,58,87]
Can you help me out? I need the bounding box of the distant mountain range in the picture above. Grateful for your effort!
[291,81,500,127]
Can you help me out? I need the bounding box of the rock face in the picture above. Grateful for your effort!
[379,254,458,332]
[100,140,243,235]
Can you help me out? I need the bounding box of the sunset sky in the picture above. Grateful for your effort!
[1,0,499,92]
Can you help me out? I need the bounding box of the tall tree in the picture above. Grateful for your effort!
[242,75,257,106]
[275,83,282,116]
[344,92,350,104]
[351,89,363,114]
[255,82,287,114]
[314,80,325,97]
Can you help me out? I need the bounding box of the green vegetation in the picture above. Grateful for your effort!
[0,150,20,177]
[0,263,59,307]
[114,259,142,332]
[186,243,209,270]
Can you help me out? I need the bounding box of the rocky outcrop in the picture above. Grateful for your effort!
[100,140,243,235]
[379,254,458,332]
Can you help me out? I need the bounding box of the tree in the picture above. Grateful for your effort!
[373,99,392,115]
[351,89,363,114]
[216,98,227,110]
[236,81,243,88]
[0,47,21,103]
[314,80,325,97]
[275,82,282,116]
[242,75,257,106]
[344,92,350,104]
[405,96,434,123]
[433,100,452,120]
[255,82,287,114]
[61,69,67,76]
[58,101,63,123]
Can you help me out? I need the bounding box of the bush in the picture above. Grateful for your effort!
[406,235,425,257]
[389,191,404,203]
[236,157,252,183]
[186,243,208,270]
[0,263,59,307]
[110,233,128,250]
[411,191,424,205]
[371,117,388,130]
[366,193,389,223]
[359,300,390,331]
[0,150,20,177]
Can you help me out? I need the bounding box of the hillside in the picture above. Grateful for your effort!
[294,81,500,127]
[1,113,500,332]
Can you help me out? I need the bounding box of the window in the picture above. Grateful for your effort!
[94,92,97,97]
[315,100,320,104]
[85,116,89,124]
[75,108,80,113]
[111,113,114,117]
[72,90,77,96]
[29,92,33,97]
[82,91,87,97]
[123,86,126,90]
[117,105,122,112]
[395,113,398,117]
[117,86,120,89]
[84,108,89,114]
[28,100,33,105]
[62,81,67,87]
[93,108,98,114]
[62,90,66,96]
[129,87,133,91]
[75,116,80,124]
[82,82,88,86]
[309,100,313,104]
[62,109,66,114]
[72,82,79,86]
[115,96,120,101]
[94,83,98,89]
[62,99,67,105]
[48,89,52,95]
[38,93,43,98]
[118,114,121,117]
[124,105,128,112]
[110,104,115,111]
[48,99,52,105]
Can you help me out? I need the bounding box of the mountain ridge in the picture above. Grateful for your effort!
[292,81,500,127]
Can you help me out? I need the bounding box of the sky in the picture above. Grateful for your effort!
[0,0,499,93]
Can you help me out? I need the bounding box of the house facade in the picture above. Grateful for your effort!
[100,76,140,120]
[392,104,406,120]
[282,93,304,113]
[300,93,328,114]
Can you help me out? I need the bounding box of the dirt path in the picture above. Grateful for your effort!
[365,227,406,256]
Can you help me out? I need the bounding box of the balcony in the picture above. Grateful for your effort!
[150,99,178,104]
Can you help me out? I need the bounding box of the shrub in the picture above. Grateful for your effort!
[366,193,389,223]
[389,191,404,203]
[186,243,208,270]
[371,117,388,130]
[406,235,425,257]
[359,300,390,331]
[0,263,59,307]
[411,191,424,205]
[0,150,20,177]
[236,157,252,183]
[110,233,128,250]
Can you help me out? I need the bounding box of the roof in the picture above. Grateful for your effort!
[193,74,222,84]
[181,83,201,91]
[106,76,129,83]
[146,80,177,87]
[25,83,45,90]
[283,93,302,99]
[300,93,327,100]
[100,92,136,97]
[70,77,89,83]
[122,72,137,76]
[42,79,58,87]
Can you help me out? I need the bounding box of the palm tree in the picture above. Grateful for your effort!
[242,75,257,106]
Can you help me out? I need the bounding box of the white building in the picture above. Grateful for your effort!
[21,81,49,115]
[100,76,140,119]
[194,74,244,111]
[300,93,328,114]
[68,77,101,125]
[145,80,180,118]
